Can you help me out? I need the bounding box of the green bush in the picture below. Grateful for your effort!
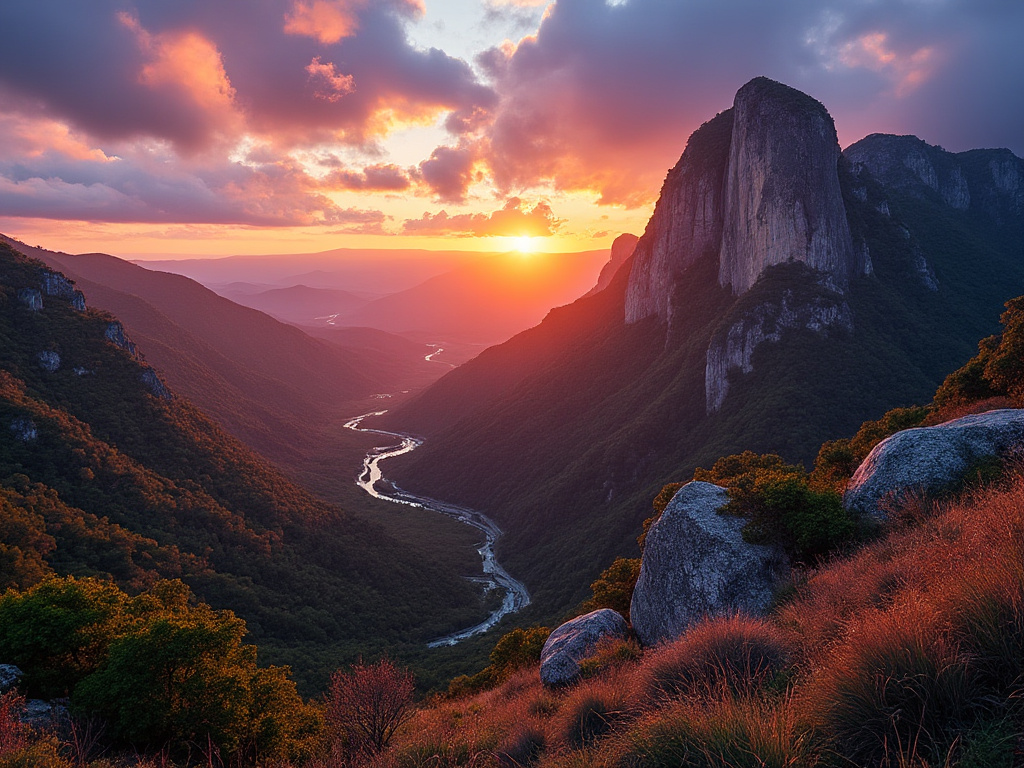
[583,557,641,619]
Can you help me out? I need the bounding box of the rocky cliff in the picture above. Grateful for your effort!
[625,110,733,323]
[718,78,854,295]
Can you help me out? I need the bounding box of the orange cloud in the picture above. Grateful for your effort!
[402,198,562,238]
[284,0,365,43]
[838,32,937,97]
[305,57,356,102]
[118,12,241,140]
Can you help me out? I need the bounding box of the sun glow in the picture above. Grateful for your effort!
[512,236,538,254]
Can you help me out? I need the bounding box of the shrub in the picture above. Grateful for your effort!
[489,627,551,682]
[583,558,641,619]
[645,615,790,701]
[0,691,27,758]
[694,452,855,560]
[326,657,416,755]
[578,638,642,679]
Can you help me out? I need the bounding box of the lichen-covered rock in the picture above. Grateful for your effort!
[705,284,852,412]
[0,664,23,692]
[22,698,69,729]
[37,350,61,372]
[539,608,628,686]
[718,78,854,296]
[845,409,1024,518]
[9,418,38,442]
[17,288,43,310]
[630,482,788,647]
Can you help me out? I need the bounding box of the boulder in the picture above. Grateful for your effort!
[21,698,68,729]
[9,418,38,442]
[539,608,628,686]
[845,409,1024,518]
[37,350,61,372]
[17,288,43,310]
[0,664,23,692]
[630,482,789,647]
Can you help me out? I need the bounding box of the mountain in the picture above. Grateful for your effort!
[340,250,609,343]
[0,236,441,471]
[384,77,1024,618]
[585,233,638,297]
[0,241,488,692]
[219,283,372,325]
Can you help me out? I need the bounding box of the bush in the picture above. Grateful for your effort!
[583,558,641,619]
[326,657,415,755]
[693,452,855,560]
[645,615,790,701]
[489,627,551,682]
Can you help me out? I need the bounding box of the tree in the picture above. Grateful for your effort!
[583,558,641,619]
[326,658,415,756]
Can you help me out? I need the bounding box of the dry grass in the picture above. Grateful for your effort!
[377,469,1024,768]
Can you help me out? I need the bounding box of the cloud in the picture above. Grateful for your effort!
[402,197,562,237]
[305,57,357,102]
[327,163,413,191]
[418,144,479,202]
[473,0,1024,207]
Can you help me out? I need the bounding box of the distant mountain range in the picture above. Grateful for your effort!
[385,77,1024,619]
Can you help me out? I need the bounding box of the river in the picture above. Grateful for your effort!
[344,410,531,647]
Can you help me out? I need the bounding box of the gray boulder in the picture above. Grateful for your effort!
[22,698,68,729]
[539,608,628,686]
[630,482,789,647]
[845,409,1024,518]
[9,418,38,442]
[0,664,23,692]
[37,350,61,372]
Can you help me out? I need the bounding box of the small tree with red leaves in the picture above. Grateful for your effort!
[0,690,28,757]
[326,657,415,757]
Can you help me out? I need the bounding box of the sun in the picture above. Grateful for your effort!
[512,236,538,254]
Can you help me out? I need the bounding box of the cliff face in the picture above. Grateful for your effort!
[625,110,733,323]
[844,134,1024,224]
[718,78,854,295]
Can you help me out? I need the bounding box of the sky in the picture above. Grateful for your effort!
[0,0,1021,259]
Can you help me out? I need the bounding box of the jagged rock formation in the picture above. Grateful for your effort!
[588,233,639,297]
[630,482,788,647]
[845,409,1024,518]
[705,281,852,412]
[845,134,1024,224]
[719,78,854,295]
[539,608,628,686]
[104,321,139,357]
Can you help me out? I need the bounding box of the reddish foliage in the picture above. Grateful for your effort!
[0,689,27,757]
[326,657,415,756]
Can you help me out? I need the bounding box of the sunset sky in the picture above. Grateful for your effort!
[0,0,1021,258]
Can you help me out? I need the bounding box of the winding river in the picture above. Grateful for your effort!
[344,410,531,647]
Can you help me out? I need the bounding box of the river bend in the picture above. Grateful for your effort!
[344,410,531,647]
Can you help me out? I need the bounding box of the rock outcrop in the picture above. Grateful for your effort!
[141,368,172,400]
[845,409,1024,518]
[37,351,61,372]
[705,280,852,412]
[539,608,628,686]
[588,233,639,297]
[845,134,1024,223]
[0,664,22,692]
[40,270,86,310]
[630,482,788,647]
[625,110,733,323]
[718,78,854,296]
[104,321,139,357]
[17,288,43,311]
[9,418,38,441]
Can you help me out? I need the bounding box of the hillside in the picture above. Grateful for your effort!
[0,241,488,692]
[0,235,444,472]
[385,78,1024,619]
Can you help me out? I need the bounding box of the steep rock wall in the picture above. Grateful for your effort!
[625,110,733,323]
[718,78,854,295]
